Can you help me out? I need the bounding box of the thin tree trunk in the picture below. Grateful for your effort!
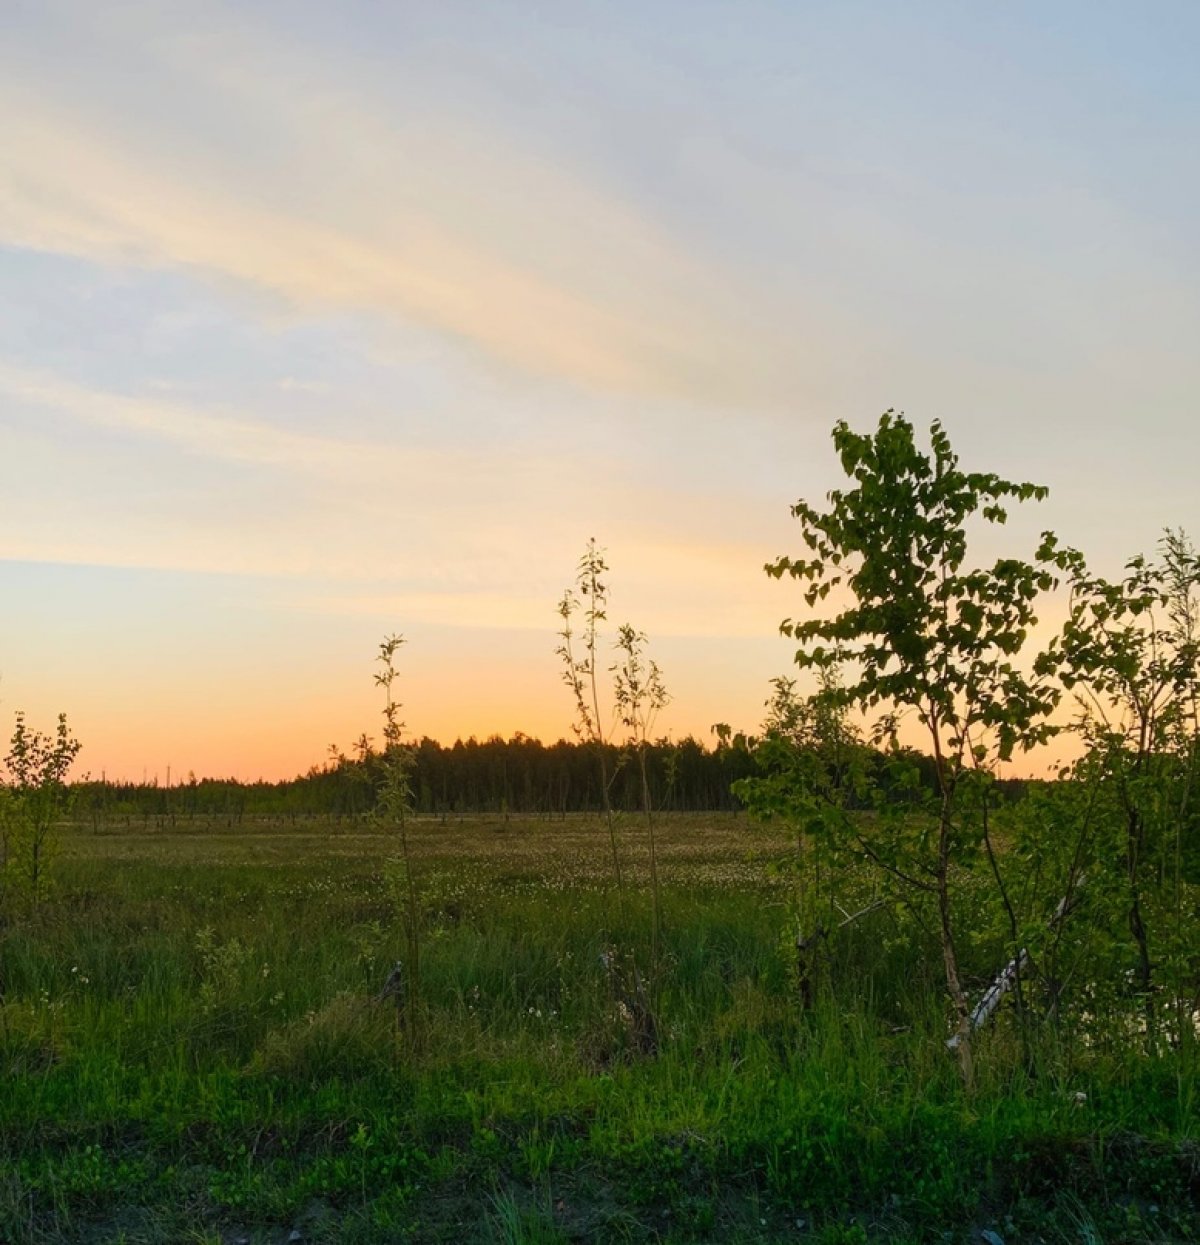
[938,793,973,1086]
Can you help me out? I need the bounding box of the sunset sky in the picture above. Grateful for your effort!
[2,1,1198,781]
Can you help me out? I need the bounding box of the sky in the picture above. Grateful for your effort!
[1,0,1198,781]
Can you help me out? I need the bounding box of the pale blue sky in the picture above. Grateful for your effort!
[1,1,1197,777]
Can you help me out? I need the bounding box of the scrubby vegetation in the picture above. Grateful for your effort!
[2,413,1197,1242]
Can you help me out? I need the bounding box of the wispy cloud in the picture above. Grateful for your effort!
[0,361,391,474]
[0,353,792,638]
[0,4,791,406]
[295,536,789,639]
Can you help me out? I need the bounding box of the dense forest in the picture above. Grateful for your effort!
[68,733,1026,824]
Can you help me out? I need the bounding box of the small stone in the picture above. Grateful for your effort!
[981,1231,1005,1245]
[288,1232,304,1244]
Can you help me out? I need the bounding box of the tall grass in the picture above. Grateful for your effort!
[0,815,1196,1243]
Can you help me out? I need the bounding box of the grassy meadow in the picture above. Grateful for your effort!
[1,812,1196,1244]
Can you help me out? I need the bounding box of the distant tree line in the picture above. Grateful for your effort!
[67,733,1028,828]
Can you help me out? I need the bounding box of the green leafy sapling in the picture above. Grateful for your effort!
[613,623,670,964]
[769,412,1068,1082]
[372,634,420,1037]
[733,669,872,1006]
[1037,529,1200,1045]
[2,711,81,905]
[556,540,659,1054]
[557,539,624,889]
[745,670,866,822]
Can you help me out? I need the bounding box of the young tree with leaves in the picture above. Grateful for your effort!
[372,634,420,1038]
[733,670,873,1008]
[613,623,670,966]
[557,539,624,888]
[557,540,661,1054]
[769,411,1067,1082]
[1037,529,1200,1047]
[2,711,81,905]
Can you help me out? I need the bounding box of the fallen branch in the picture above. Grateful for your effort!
[795,899,884,1007]
[947,879,1084,1051]
[796,898,885,951]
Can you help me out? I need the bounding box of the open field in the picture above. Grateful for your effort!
[1,813,1197,1244]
